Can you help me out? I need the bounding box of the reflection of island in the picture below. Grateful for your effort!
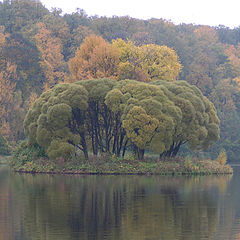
[0,167,13,240]
[0,168,238,240]
[0,187,12,240]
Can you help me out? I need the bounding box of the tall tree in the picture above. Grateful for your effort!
[1,32,43,95]
[112,39,182,82]
[68,35,120,82]
[225,44,240,84]
[0,62,17,140]
[0,26,8,46]
[35,22,66,89]
[185,26,222,96]
[68,25,94,59]
[42,10,71,59]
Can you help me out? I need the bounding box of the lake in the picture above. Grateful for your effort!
[0,164,239,240]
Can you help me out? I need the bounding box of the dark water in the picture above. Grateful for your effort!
[0,165,240,240]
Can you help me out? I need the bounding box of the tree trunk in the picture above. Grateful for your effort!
[138,148,145,161]
[122,139,128,157]
[134,146,145,161]
[172,141,182,157]
[80,131,89,160]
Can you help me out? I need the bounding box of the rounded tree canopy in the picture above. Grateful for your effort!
[24,83,89,159]
[151,80,220,152]
[24,78,220,160]
[106,80,181,153]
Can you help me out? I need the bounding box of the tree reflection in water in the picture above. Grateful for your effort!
[0,166,237,240]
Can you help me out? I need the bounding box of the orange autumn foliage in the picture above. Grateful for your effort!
[194,26,218,43]
[225,44,240,78]
[68,35,120,82]
[35,22,66,88]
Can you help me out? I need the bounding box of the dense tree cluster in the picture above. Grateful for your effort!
[1,0,240,160]
[24,79,219,160]
[68,35,182,83]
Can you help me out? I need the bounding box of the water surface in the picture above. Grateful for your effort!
[0,165,239,240]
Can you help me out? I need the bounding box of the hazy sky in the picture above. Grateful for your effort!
[40,0,240,28]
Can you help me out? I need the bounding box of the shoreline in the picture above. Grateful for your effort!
[10,157,234,176]
[13,170,233,176]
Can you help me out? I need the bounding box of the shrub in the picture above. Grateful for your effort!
[216,149,227,165]
[12,140,47,165]
[184,155,192,169]
[0,135,11,155]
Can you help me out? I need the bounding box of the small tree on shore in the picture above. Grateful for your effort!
[217,149,227,165]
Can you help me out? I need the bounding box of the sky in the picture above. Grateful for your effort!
[40,0,240,28]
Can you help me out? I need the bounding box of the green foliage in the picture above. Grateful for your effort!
[112,39,182,82]
[23,78,219,162]
[151,80,220,157]
[47,103,72,129]
[0,1,228,161]
[0,135,10,155]
[105,80,179,155]
[122,106,159,150]
[11,152,233,175]
[24,82,89,160]
[0,0,49,34]
[47,140,75,160]
[0,1,239,162]
[12,140,47,165]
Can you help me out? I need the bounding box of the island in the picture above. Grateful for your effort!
[10,78,233,175]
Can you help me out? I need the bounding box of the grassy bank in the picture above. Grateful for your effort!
[0,155,11,164]
[10,154,233,175]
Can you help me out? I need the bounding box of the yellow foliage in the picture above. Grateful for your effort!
[0,33,6,46]
[69,37,182,83]
[0,26,9,47]
[35,22,66,87]
[184,156,192,169]
[225,44,240,77]
[216,149,227,166]
[233,77,240,87]
[0,120,11,137]
[28,92,38,109]
[140,44,182,81]
[122,106,159,149]
[113,39,182,82]
[69,35,120,81]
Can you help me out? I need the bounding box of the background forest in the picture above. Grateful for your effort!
[1,0,240,161]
